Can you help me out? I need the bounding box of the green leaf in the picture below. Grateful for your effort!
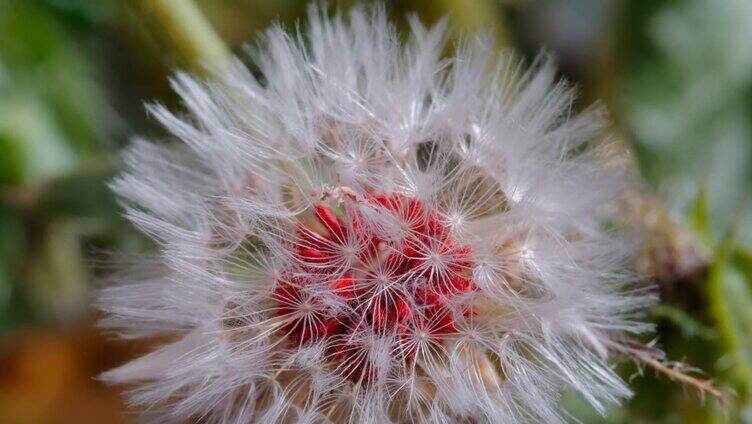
[0,1,109,158]
[0,131,26,184]
[0,93,77,185]
[651,304,716,341]
[708,237,752,404]
[36,166,120,219]
[689,182,712,247]
[731,248,752,284]
[0,203,25,331]
[39,0,114,27]
[619,0,752,245]
[24,220,88,321]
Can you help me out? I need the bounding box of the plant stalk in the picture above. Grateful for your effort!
[135,0,231,73]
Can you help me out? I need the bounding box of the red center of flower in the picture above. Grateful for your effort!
[273,194,475,377]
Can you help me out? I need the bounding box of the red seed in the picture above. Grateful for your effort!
[403,198,424,223]
[315,204,347,240]
[414,287,442,307]
[396,297,412,321]
[297,246,331,263]
[331,274,356,299]
[323,317,341,335]
[447,275,472,294]
[372,303,388,329]
[276,193,475,359]
[298,225,330,250]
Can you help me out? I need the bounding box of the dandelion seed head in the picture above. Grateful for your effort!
[99,5,653,423]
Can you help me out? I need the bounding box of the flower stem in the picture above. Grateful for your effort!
[135,0,231,73]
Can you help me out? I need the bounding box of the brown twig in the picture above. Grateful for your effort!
[607,340,730,405]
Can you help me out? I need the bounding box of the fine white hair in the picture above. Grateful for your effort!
[99,5,653,423]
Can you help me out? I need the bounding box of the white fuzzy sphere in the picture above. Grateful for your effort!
[99,5,653,423]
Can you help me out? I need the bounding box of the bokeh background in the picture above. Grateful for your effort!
[1,0,750,422]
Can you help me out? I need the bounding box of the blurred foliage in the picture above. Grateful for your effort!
[614,0,752,421]
[619,0,752,246]
[0,0,750,422]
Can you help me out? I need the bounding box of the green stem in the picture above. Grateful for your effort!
[708,230,752,400]
[136,0,231,73]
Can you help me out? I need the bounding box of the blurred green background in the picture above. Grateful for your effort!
[0,0,750,422]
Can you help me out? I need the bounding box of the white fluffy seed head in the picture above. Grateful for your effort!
[99,5,653,423]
